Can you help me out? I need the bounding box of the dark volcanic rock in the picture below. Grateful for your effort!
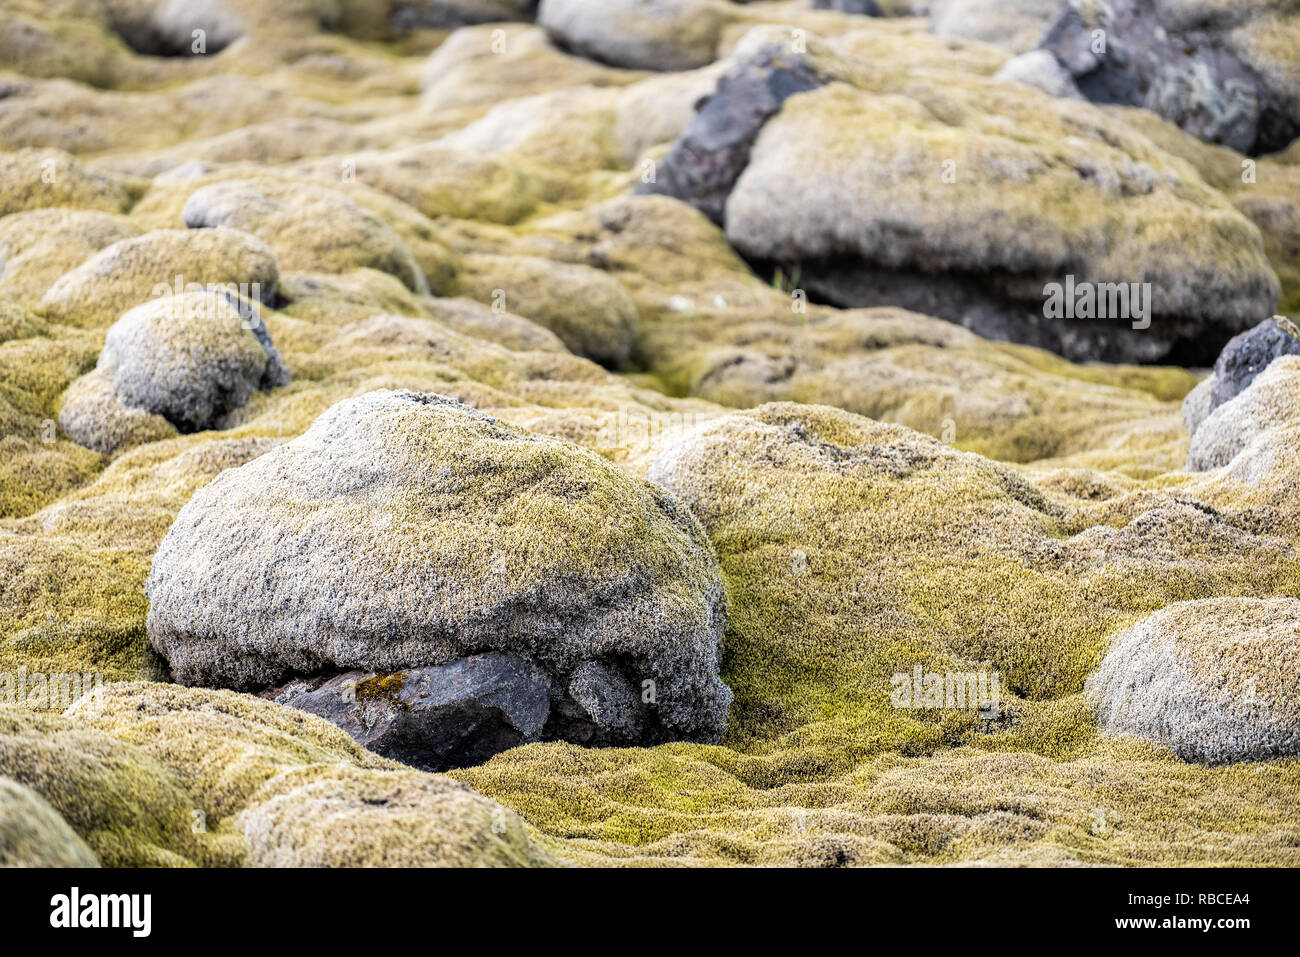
[267,653,655,770]
[637,42,823,226]
[1210,316,1300,411]
[812,0,883,13]
[268,654,552,772]
[1039,0,1300,154]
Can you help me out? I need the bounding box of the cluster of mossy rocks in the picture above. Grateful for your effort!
[1,0,1299,867]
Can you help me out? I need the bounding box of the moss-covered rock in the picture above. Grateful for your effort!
[182,177,429,293]
[0,776,99,867]
[39,228,279,330]
[0,681,555,866]
[146,390,731,743]
[457,253,638,366]
[539,0,737,71]
[0,209,141,309]
[1188,353,1300,471]
[1087,598,1300,764]
[0,149,132,217]
[58,288,288,453]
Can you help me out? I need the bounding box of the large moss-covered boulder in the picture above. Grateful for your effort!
[649,28,1280,364]
[146,390,731,752]
[1087,598,1300,764]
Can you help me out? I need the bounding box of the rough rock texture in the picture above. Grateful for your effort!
[39,227,280,330]
[1087,598,1300,764]
[266,654,554,772]
[147,390,730,747]
[638,42,823,225]
[1188,353,1300,471]
[649,29,1280,364]
[0,776,100,867]
[1209,315,1300,411]
[2,0,1299,868]
[59,289,289,453]
[1038,0,1300,154]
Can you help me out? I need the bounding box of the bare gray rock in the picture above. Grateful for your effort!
[1210,316,1300,411]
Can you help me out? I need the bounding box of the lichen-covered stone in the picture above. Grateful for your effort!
[1188,353,1300,471]
[1209,315,1300,411]
[58,289,288,453]
[711,39,1279,363]
[147,390,731,743]
[1039,0,1300,154]
[1087,598,1300,764]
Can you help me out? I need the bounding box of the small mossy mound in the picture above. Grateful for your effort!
[457,254,639,367]
[0,682,552,866]
[1087,597,1300,765]
[0,149,132,217]
[182,177,429,294]
[237,765,550,867]
[58,288,289,453]
[0,209,141,308]
[0,775,100,867]
[39,228,279,331]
